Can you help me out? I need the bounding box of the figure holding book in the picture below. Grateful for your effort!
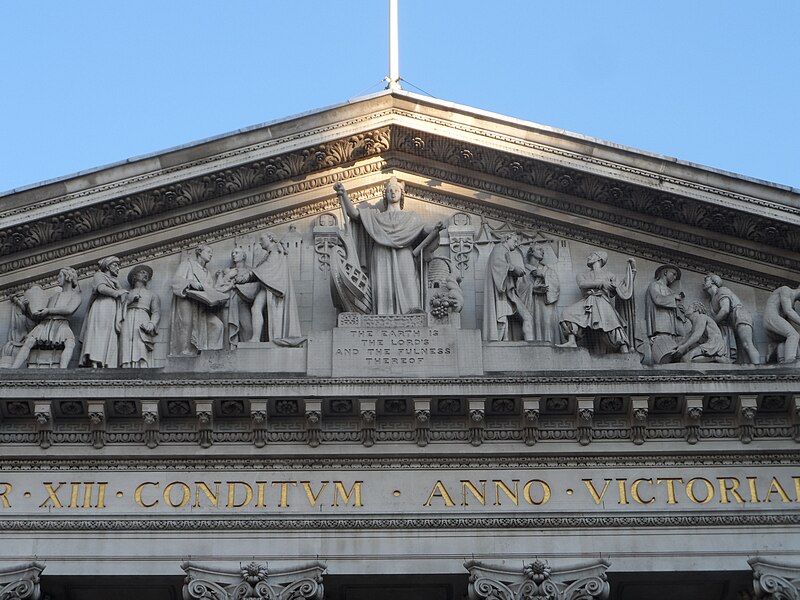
[169,244,225,356]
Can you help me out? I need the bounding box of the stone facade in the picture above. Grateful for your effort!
[0,90,798,599]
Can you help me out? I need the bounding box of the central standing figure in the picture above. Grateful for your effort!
[333,178,443,315]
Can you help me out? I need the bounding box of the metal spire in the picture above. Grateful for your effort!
[386,0,401,90]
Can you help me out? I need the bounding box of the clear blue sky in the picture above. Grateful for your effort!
[2,1,799,193]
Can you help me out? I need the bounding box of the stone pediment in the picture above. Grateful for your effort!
[1,90,800,393]
[1,90,798,292]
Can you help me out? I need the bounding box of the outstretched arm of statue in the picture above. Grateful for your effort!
[333,182,359,221]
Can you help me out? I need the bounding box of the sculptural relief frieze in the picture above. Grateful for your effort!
[0,176,796,377]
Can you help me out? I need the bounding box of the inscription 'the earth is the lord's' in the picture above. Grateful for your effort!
[332,327,456,375]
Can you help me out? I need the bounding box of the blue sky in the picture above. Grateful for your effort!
[2,1,799,193]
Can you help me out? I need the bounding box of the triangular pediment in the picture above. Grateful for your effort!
[1,90,798,293]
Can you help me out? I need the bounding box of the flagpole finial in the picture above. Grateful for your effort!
[387,0,401,90]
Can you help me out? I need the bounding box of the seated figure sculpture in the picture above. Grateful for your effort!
[674,301,733,363]
[10,267,82,369]
[557,251,636,353]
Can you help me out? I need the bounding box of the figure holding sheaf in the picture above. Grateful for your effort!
[333,178,444,315]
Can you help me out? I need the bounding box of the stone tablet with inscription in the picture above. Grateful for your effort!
[331,321,482,377]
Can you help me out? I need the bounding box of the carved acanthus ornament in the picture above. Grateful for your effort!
[749,558,800,599]
[686,398,704,445]
[465,559,610,600]
[631,406,648,446]
[182,561,325,600]
[0,562,45,600]
[577,404,594,447]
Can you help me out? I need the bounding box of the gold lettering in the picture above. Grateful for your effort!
[461,480,486,506]
[40,482,66,508]
[656,478,683,504]
[134,482,159,508]
[96,482,107,509]
[493,480,519,506]
[747,476,761,503]
[82,482,94,508]
[272,481,297,508]
[193,482,221,508]
[255,481,268,508]
[164,482,191,508]
[0,483,11,508]
[332,481,363,507]
[68,481,82,508]
[226,481,253,508]
[523,480,551,506]
[583,479,611,505]
[718,478,746,504]
[631,479,654,504]
[686,478,714,504]
[423,481,455,507]
[764,477,792,503]
[301,481,329,507]
[794,477,800,502]
[617,479,629,505]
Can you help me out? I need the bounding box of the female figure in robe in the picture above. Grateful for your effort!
[333,178,443,315]
[80,256,127,367]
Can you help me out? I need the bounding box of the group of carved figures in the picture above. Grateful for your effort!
[3,178,800,368]
[644,268,800,365]
[485,234,800,365]
[2,260,160,369]
[1,232,302,369]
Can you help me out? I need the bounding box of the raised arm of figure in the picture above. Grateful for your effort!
[333,182,359,221]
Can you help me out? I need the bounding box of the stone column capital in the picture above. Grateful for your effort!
[465,558,610,600]
[182,560,326,600]
[749,558,800,599]
[0,561,45,600]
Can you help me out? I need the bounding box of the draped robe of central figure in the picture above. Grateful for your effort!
[354,204,428,315]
